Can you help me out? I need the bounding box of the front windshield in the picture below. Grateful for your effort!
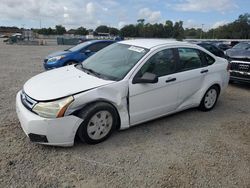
[81,43,149,80]
[233,42,250,50]
[67,41,93,51]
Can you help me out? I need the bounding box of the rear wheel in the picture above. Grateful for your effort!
[77,102,118,144]
[199,85,219,111]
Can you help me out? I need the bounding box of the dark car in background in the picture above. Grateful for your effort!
[196,43,228,59]
[226,42,250,83]
[44,40,115,70]
[216,43,231,51]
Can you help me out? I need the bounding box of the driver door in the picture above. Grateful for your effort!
[129,48,180,125]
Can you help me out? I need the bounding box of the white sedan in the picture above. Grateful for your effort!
[16,39,229,146]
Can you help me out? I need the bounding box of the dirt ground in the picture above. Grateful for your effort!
[0,39,249,188]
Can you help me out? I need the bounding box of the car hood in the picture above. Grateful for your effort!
[23,65,115,101]
[226,49,250,59]
[46,50,72,59]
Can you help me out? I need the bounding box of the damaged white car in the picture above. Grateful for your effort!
[16,39,229,146]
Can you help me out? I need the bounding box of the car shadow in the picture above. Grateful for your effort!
[229,82,250,89]
[71,107,202,149]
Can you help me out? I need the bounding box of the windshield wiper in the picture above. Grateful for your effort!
[81,65,102,78]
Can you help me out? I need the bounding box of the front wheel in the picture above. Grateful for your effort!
[66,61,77,66]
[77,102,118,144]
[199,85,219,111]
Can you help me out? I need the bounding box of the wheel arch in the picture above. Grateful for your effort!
[64,60,79,66]
[74,100,121,130]
[212,83,221,94]
[199,83,221,104]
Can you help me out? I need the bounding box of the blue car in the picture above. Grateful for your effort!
[44,40,115,70]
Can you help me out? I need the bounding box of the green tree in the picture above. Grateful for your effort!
[173,21,184,39]
[164,20,174,38]
[95,25,109,33]
[137,19,145,37]
[37,27,55,35]
[137,19,145,25]
[206,13,250,39]
[184,28,201,39]
[153,23,165,38]
[120,24,138,37]
[109,27,120,36]
[55,25,66,35]
[75,27,88,35]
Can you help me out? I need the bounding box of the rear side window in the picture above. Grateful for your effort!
[201,44,218,54]
[203,52,215,65]
[87,42,112,52]
[178,48,202,71]
[139,48,176,77]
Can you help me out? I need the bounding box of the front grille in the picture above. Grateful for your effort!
[230,57,250,62]
[230,62,250,72]
[21,91,37,111]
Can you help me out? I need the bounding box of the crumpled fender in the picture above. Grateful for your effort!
[67,80,130,130]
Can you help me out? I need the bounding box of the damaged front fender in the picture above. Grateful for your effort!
[67,80,130,130]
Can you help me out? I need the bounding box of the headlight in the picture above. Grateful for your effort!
[33,96,74,118]
[47,55,65,63]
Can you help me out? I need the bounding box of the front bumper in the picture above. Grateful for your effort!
[229,71,250,83]
[43,60,63,70]
[16,91,83,146]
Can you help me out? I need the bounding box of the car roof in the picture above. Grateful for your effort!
[88,39,114,43]
[238,41,250,44]
[119,39,190,49]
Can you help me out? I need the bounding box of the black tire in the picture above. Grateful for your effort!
[65,61,77,66]
[77,102,118,144]
[199,85,219,111]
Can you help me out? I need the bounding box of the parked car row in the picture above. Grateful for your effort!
[191,41,250,84]
[44,40,115,69]
[16,39,230,146]
[196,42,227,59]
[226,42,250,83]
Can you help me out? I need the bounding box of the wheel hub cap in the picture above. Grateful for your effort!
[204,89,217,109]
[87,111,113,140]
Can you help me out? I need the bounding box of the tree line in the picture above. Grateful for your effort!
[14,13,250,39]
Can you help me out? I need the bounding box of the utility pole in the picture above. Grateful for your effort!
[39,18,42,29]
[200,24,204,39]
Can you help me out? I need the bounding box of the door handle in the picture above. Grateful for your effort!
[165,78,176,83]
[200,69,208,74]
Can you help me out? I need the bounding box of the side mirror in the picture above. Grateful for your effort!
[133,72,158,84]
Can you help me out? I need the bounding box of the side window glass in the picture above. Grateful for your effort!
[178,48,202,71]
[139,49,176,77]
[87,43,110,52]
[203,53,215,65]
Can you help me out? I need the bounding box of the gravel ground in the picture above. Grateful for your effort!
[0,39,249,188]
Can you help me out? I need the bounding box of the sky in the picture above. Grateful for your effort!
[0,0,249,30]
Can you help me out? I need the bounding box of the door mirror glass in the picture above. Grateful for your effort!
[133,72,158,84]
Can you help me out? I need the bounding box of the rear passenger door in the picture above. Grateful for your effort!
[175,48,208,107]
